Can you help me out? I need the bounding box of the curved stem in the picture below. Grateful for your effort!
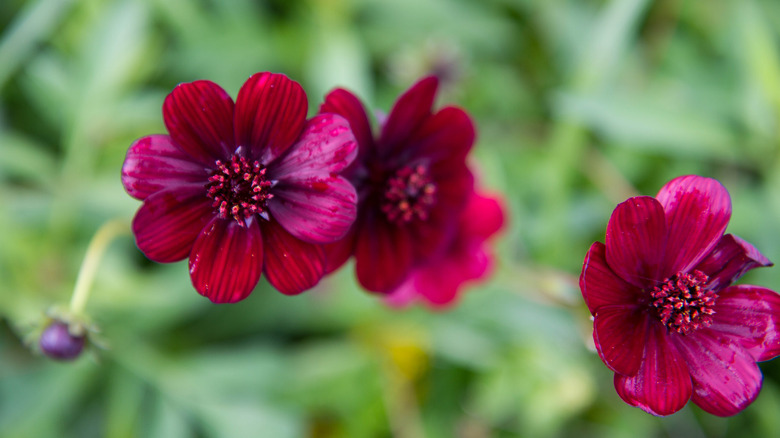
[69,219,130,315]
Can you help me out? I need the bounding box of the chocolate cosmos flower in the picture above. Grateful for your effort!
[385,188,505,308]
[580,175,780,416]
[320,76,474,293]
[122,72,357,302]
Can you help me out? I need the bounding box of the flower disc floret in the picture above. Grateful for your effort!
[381,165,437,224]
[206,154,273,225]
[650,270,716,335]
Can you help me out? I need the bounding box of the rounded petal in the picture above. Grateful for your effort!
[407,106,475,162]
[268,176,357,243]
[262,220,325,295]
[605,196,668,288]
[132,185,214,263]
[265,114,358,243]
[711,285,780,362]
[379,76,438,153]
[579,242,641,315]
[234,72,307,163]
[320,88,375,154]
[189,217,264,303]
[673,329,762,416]
[460,191,505,240]
[355,216,414,293]
[407,258,467,308]
[694,234,773,291]
[656,175,732,275]
[163,80,235,166]
[268,113,357,180]
[614,323,692,416]
[121,135,208,200]
[593,305,649,376]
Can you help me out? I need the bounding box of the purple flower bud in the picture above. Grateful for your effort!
[39,321,85,361]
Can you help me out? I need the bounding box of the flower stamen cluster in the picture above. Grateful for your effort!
[381,165,437,224]
[650,270,716,334]
[206,154,273,225]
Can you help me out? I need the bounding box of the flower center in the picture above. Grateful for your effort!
[381,165,437,224]
[650,270,716,335]
[205,154,273,226]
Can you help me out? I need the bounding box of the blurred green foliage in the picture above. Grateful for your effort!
[2,0,780,436]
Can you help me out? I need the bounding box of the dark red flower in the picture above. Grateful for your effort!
[384,188,505,308]
[580,175,780,416]
[319,76,474,293]
[122,73,357,302]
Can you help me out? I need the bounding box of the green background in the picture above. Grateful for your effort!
[2,0,780,436]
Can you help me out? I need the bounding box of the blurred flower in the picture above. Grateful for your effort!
[384,189,505,309]
[320,76,474,293]
[122,72,357,302]
[580,175,780,416]
[39,321,86,361]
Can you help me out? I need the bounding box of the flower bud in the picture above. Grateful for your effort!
[39,321,85,361]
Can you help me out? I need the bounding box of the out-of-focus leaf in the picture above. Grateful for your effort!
[555,91,738,160]
[144,396,193,438]
[306,0,372,105]
[571,0,651,90]
[105,370,146,438]
[0,360,99,437]
[0,0,75,89]
[0,130,56,186]
[198,400,302,438]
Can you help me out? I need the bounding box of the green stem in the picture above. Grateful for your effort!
[69,220,129,315]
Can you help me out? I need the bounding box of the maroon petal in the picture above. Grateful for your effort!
[407,163,473,261]
[323,225,357,274]
[268,177,357,244]
[694,234,773,291]
[269,114,357,180]
[711,285,780,362]
[189,217,264,303]
[320,88,375,153]
[409,205,457,261]
[355,217,414,293]
[163,80,235,166]
[265,114,358,243]
[121,135,208,200]
[459,192,505,240]
[656,175,731,275]
[673,328,762,416]
[407,106,475,162]
[234,72,307,164]
[605,196,668,288]
[262,220,325,295]
[593,305,649,376]
[378,76,438,153]
[411,258,469,308]
[453,241,493,284]
[579,242,641,315]
[614,323,692,416]
[132,185,214,263]
[428,161,474,216]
